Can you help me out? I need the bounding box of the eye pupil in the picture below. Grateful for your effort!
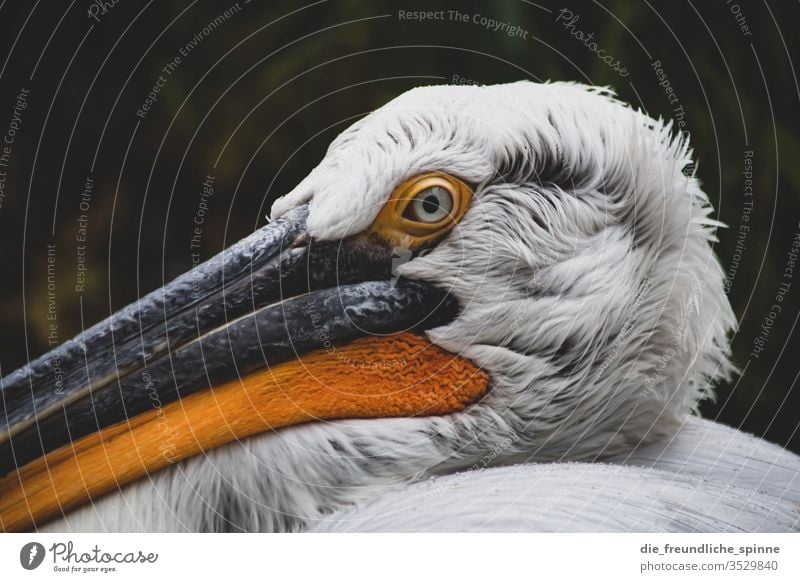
[422,195,440,214]
[403,183,456,224]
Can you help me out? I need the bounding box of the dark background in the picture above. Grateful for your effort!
[0,1,797,451]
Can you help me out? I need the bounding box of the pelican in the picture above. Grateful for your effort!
[1,81,798,533]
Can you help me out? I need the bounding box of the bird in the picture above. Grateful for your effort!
[1,80,798,533]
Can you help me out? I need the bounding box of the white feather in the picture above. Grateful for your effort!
[313,418,800,532]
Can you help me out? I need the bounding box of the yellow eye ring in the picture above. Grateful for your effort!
[366,172,473,250]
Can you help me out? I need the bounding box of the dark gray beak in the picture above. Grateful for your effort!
[0,204,458,475]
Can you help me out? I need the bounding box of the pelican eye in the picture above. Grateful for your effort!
[405,186,454,223]
[367,172,473,250]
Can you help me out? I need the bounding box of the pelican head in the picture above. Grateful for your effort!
[0,81,735,532]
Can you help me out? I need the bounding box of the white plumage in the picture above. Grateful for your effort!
[42,81,798,532]
[315,417,800,532]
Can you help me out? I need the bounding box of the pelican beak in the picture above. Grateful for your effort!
[0,203,488,531]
